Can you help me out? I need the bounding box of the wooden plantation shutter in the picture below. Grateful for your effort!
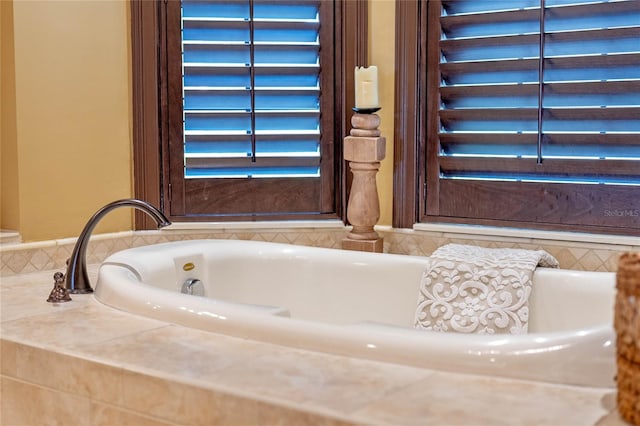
[166,0,336,219]
[427,0,640,234]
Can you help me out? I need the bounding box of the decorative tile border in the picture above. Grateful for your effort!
[380,228,638,272]
[1,226,637,277]
[0,228,350,277]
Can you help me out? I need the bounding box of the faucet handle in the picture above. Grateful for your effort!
[47,271,72,303]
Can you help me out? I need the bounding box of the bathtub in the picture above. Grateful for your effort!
[95,239,616,387]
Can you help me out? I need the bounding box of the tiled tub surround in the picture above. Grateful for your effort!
[0,268,628,425]
[2,223,638,276]
[0,225,636,425]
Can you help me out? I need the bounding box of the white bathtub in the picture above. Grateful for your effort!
[95,239,616,387]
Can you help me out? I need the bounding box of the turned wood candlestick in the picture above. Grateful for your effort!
[343,111,385,253]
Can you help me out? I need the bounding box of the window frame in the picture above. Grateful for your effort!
[394,0,640,237]
[131,0,367,227]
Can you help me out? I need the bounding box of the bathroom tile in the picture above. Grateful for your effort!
[1,376,92,426]
[604,253,622,272]
[11,343,123,405]
[112,236,132,252]
[29,249,55,271]
[0,339,17,376]
[16,261,39,275]
[199,393,362,426]
[91,402,180,426]
[51,243,74,270]
[117,369,221,425]
[578,251,607,271]
[132,233,167,248]
[0,301,167,349]
[301,231,322,247]
[593,249,618,263]
[354,371,611,426]
[220,232,237,241]
[187,232,208,240]
[514,241,541,250]
[384,235,405,255]
[282,231,304,244]
[553,247,579,269]
[310,231,330,246]
[273,233,295,245]
[315,231,344,248]
[0,268,47,291]
[389,234,423,256]
[0,263,12,276]
[209,232,231,240]
[536,244,556,252]
[0,230,630,425]
[80,325,267,383]
[86,240,114,264]
[234,232,255,241]
[291,234,314,248]
[567,246,590,262]
[1,277,88,322]
[176,232,197,241]
[118,368,359,426]
[2,251,31,275]
[416,238,439,257]
[250,232,272,242]
[538,244,564,260]
[402,236,424,256]
[0,228,632,277]
[212,346,434,416]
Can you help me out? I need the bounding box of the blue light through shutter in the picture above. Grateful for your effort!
[438,0,640,185]
[181,0,321,179]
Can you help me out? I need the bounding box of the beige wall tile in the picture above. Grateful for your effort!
[1,302,167,349]
[1,279,90,322]
[1,376,91,426]
[212,348,434,416]
[199,392,360,426]
[91,403,179,426]
[118,371,217,425]
[0,339,17,376]
[81,326,268,384]
[12,344,122,405]
[118,369,358,426]
[1,228,633,277]
[354,371,611,426]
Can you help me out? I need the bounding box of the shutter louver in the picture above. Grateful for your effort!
[437,0,640,185]
[181,0,321,179]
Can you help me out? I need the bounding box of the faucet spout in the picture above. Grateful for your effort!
[64,199,171,294]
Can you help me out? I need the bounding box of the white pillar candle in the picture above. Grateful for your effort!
[354,66,379,109]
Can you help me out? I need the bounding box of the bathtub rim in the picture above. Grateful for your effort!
[94,239,616,388]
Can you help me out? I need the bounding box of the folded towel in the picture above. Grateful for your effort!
[414,244,559,335]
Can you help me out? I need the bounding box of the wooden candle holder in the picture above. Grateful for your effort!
[342,112,385,253]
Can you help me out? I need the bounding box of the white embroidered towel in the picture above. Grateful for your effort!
[414,244,559,334]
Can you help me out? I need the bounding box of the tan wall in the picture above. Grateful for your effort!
[3,0,133,242]
[369,0,395,226]
[2,0,396,242]
[1,0,20,231]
